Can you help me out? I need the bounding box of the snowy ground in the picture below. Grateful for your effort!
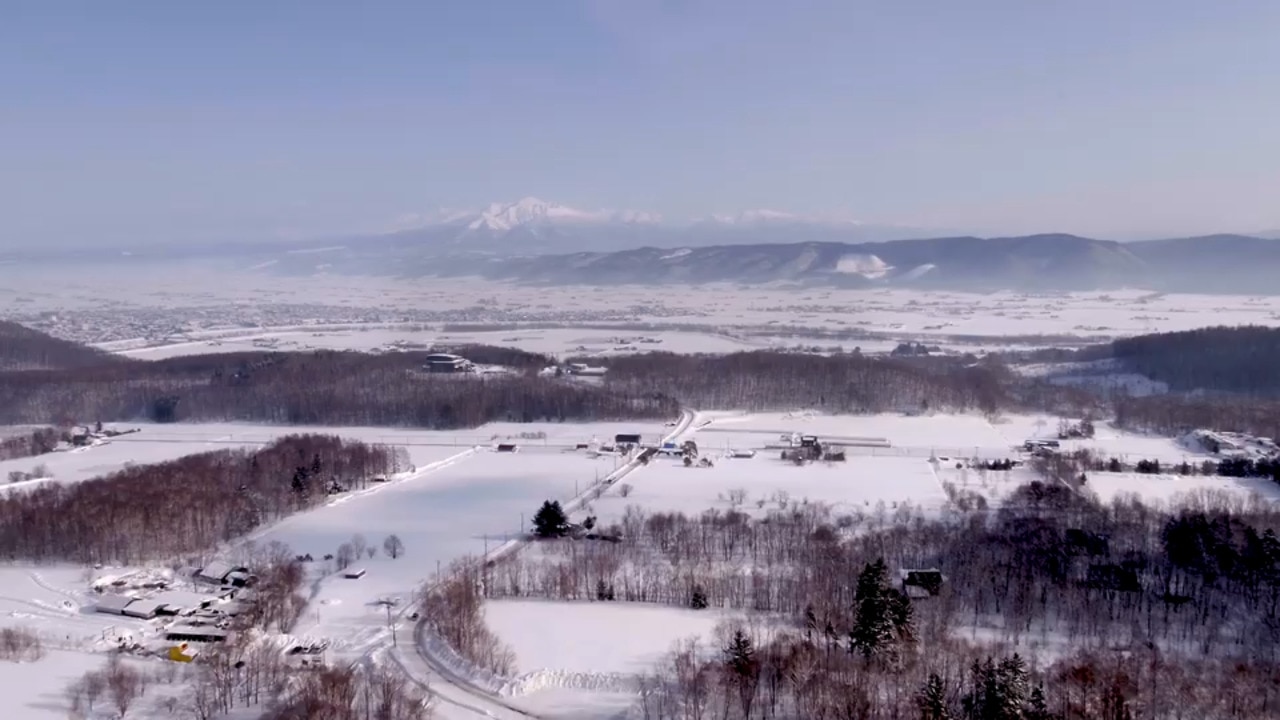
[10,271,1280,346]
[591,453,953,523]
[487,599,746,678]
[0,420,663,494]
[483,599,772,718]
[250,422,666,660]
[113,326,768,360]
[1083,471,1280,507]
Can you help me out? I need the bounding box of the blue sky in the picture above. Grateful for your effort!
[3,0,1279,246]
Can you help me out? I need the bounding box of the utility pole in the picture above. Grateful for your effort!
[384,601,397,647]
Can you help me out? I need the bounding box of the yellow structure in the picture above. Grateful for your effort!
[167,643,197,663]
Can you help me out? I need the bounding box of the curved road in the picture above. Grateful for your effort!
[403,408,698,719]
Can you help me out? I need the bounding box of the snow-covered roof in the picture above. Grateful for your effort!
[198,561,233,581]
[151,590,215,612]
[122,599,166,617]
[95,593,136,613]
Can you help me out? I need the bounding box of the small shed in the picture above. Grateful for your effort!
[95,594,136,616]
[900,569,945,598]
[614,433,642,445]
[343,568,367,579]
[495,443,520,453]
[167,643,198,663]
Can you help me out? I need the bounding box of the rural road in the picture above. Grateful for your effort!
[405,408,698,720]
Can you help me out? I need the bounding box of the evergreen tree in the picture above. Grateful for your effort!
[997,655,1029,717]
[1025,685,1055,720]
[917,673,951,720]
[849,558,914,660]
[962,656,1029,720]
[722,629,760,719]
[532,500,568,539]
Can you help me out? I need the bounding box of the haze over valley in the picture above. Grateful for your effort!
[5,3,1280,720]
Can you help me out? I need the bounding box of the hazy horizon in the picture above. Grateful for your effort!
[3,1,1279,249]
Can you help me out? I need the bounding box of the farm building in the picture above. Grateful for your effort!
[343,568,367,579]
[165,625,229,643]
[121,599,166,620]
[614,433,643,445]
[423,353,474,373]
[150,590,218,615]
[195,561,248,585]
[495,443,520,453]
[95,593,137,616]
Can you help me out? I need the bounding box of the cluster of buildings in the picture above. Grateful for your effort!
[94,562,256,644]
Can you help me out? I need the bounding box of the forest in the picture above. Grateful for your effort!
[0,319,124,370]
[0,340,1098,428]
[0,426,59,462]
[480,486,1280,718]
[596,351,1048,417]
[0,434,395,564]
[1107,325,1280,396]
[0,347,678,427]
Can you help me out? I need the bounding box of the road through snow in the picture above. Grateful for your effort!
[402,409,698,720]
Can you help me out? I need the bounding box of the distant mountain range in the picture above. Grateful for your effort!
[5,198,1279,293]
[249,229,1276,294]
[372,197,952,255]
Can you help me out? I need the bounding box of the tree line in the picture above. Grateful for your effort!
[594,351,1033,417]
[0,319,124,371]
[1115,394,1280,442]
[0,348,678,427]
[0,426,58,462]
[0,434,395,564]
[1108,325,1280,397]
[481,485,1280,718]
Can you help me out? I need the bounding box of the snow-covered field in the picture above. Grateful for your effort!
[114,326,767,360]
[1,410,1274,719]
[0,420,665,495]
[487,599,746,677]
[10,271,1280,343]
[251,421,666,657]
[1083,471,1280,507]
[592,453,953,523]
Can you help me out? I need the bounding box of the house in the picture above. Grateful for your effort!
[423,353,474,373]
[565,363,607,377]
[165,625,229,643]
[95,593,137,616]
[900,569,945,599]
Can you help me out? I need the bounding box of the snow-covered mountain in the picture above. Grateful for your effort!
[460,198,622,232]
[379,198,945,254]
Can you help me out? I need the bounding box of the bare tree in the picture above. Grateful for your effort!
[105,653,146,718]
[335,542,355,572]
[384,534,406,560]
